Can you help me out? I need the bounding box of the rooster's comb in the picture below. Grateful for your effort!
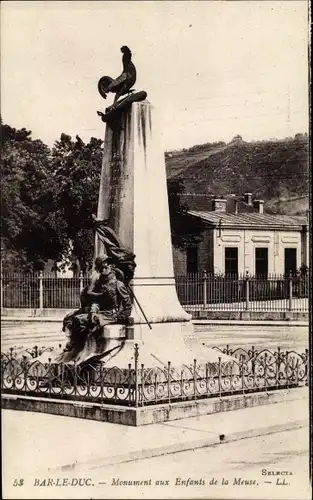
[121,46,131,54]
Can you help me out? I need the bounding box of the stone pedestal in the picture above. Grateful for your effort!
[103,322,234,369]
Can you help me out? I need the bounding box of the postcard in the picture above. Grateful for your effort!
[1,1,310,499]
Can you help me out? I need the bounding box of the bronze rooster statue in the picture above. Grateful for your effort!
[98,46,137,107]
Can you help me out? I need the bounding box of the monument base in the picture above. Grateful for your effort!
[36,321,235,369]
[5,320,305,426]
[103,321,234,368]
[2,387,305,427]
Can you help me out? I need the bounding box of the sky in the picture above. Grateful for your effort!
[1,0,309,151]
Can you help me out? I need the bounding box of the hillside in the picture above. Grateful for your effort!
[165,136,309,215]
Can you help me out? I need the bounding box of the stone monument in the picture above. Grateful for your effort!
[87,46,234,369]
[41,46,235,370]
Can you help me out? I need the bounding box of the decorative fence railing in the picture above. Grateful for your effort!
[0,272,309,312]
[1,345,308,407]
[175,272,309,312]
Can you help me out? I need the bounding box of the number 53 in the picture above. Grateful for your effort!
[13,479,24,487]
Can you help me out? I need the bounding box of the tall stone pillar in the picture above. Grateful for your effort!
[96,101,190,329]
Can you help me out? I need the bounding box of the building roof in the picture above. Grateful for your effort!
[180,194,255,212]
[188,210,308,230]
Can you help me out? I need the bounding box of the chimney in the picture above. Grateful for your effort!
[253,200,264,214]
[243,193,253,206]
[234,199,238,214]
[212,196,227,212]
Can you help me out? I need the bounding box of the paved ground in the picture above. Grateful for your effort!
[1,320,65,350]
[2,388,309,490]
[196,324,309,351]
[93,427,311,500]
[1,320,309,352]
[2,410,310,500]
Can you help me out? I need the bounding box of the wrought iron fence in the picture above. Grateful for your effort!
[175,272,309,312]
[1,272,309,312]
[1,272,89,309]
[1,344,308,407]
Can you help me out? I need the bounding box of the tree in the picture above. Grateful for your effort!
[231,134,243,142]
[50,133,103,273]
[167,178,205,249]
[1,121,207,272]
[0,122,65,271]
[1,124,103,273]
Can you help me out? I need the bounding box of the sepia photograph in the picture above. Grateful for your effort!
[1,1,310,499]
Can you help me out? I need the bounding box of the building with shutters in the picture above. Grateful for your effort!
[172,193,309,277]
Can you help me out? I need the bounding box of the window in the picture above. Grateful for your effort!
[187,247,198,273]
[225,247,238,276]
[284,248,297,276]
[255,248,268,277]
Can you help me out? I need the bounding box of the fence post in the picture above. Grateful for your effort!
[245,271,250,310]
[193,359,197,400]
[134,343,139,407]
[168,361,171,404]
[79,271,84,293]
[203,270,207,308]
[288,271,293,311]
[39,271,43,310]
